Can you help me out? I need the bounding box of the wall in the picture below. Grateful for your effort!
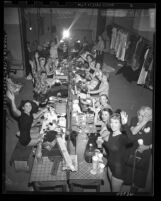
[25,9,98,46]
[114,17,134,30]
[4,8,23,64]
[114,16,154,41]
[105,9,155,42]
[133,9,155,41]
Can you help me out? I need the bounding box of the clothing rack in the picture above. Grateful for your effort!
[112,23,153,90]
[112,23,153,47]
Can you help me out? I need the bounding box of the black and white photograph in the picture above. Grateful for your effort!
[3,1,155,195]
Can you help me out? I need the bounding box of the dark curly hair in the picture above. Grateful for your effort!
[99,108,113,121]
[86,54,94,61]
[100,94,110,105]
[19,100,38,114]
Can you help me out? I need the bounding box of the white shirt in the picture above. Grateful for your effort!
[50,45,58,59]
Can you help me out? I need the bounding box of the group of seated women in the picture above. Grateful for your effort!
[6,37,152,194]
[71,51,152,193]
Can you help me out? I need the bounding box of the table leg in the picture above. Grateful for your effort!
[70,184,74,192]
[33,182,40,191]
[62,185,66,192]
[96,184,100,192]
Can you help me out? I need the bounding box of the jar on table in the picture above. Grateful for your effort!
[84,143,95,163]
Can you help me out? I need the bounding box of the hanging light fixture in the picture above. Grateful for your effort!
[50,8,52,35]
[29,12,32,31]
[37,8,40,43]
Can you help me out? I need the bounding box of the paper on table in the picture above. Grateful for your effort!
[62,155,78,171]
[56,137,75,171]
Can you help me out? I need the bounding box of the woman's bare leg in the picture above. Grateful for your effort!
[111,176,124,192]
[27,138,41,146]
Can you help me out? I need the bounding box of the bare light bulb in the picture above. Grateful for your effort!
[63,30,70,39]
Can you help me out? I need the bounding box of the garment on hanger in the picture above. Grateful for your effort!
[137,48,153,85]
[145,59,153,89]
[145,60,153,89]
[131,42,147,71]
[102,30,110,52]
[133,37,143,56]
[117,31,129,61]
[143,47,153,71]
[110,27,117,50]
[131,37,145,71]
[124,34,139,65]
[116,29,124,59]
[114,29,121,53]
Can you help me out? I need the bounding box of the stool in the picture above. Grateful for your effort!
[10,141,33,172]
[32,181,67,192]
[69,180,102,192]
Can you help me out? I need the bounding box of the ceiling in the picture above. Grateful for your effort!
[24,8,98,16]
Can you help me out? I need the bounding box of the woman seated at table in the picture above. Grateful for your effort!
[95,94,112,111]
[86,54,96,71]
[94,107,113,142]
[90,62,103,80]
[88,71,109,97]
[86,74,101,91]
[30,60,50,102]
[77,50,91,63]
[45,57,56,78]
[6,90,47,146]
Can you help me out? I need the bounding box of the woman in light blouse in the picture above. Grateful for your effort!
[88,71,109,97]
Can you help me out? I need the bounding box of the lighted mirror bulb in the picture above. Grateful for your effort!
[63,30,70,39]
[77,40,80,43]
[29,27,32,31]
[49,96,53,101]
[138,139,143,145]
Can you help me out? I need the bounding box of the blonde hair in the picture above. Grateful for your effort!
[138,106,152,118]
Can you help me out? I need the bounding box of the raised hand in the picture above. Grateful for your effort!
[143,112,152,123]
[120,111,128,125]
[6,90,15,101]
[29,60,34,67]
[35,52,39,59]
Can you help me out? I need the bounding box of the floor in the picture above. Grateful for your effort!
[4,52,153,193]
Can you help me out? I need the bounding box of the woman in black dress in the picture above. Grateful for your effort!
[7,90,45,146]
[103,112,130,192]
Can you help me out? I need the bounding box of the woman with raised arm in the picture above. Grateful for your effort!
[45,57,56,78]
[124,106,152,192]
[102,111,132,192]
[6,90,46,146]
[35,51,46,73]
[50,36,60,61]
